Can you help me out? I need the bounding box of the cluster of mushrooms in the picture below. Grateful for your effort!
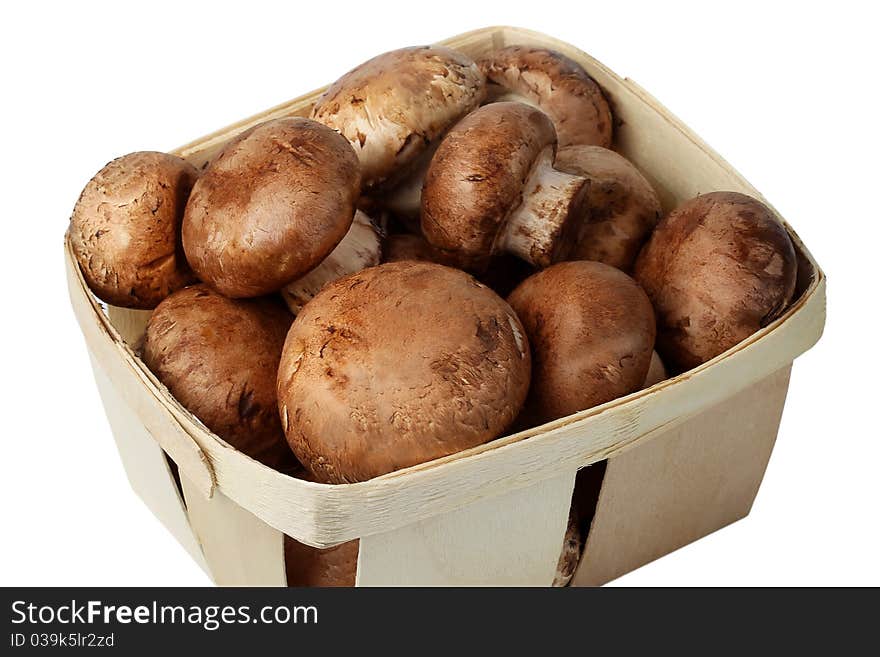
[70,45,798,587]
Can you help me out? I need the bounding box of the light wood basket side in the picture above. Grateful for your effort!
[572,366,792,586]
[67,26,826,549]
[88,352,211,575]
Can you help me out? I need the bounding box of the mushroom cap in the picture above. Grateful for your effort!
[143,284,297,471]
[182,118,360,298]
[479,46,613,149]
[284,537,359,587]
[311,46,485,190]
[634,191,797,373]
[277,261,531,483]
[70,151,198,309]
[421,102,556,264]
[556,145,661,271]
[508,261,656,427]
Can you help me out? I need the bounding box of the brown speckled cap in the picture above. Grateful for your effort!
[69,151,198,309]
[508,260,656,427]
[634,191,797,373]
[277,261,531,483]
[312,46,485,190]
[479,46,613,149]
[422,102,586,269]
[143,284,297,472]
[556,145,661,272]
[182,118,360,298]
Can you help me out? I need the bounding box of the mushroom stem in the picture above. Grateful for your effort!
[282,211,381,314]
[643,351,668,389]
[382,169,423,218]
[497,149,588,267]
[488,89,538,108]
[379,143,438,218]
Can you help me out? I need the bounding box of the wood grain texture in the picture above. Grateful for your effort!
[65,28,826,586]
[89,353,210,574]
[180,474,286,586]
[571,366,792,586]
[357,470,577,586]
[106,307,151,349]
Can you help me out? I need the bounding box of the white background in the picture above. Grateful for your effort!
[1,1,877,586]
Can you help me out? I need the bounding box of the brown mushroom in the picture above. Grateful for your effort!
[182,118,360,298]
[552,508,583,587]
[479,46,613,149]
[284,537,359,587]
[143,285,297,471]
[508,261,655,427]
[311,46,485,191]
[277,262,531,483]
[69,151,198,309]
[556,145,662,271]
[643,351,668,388]
[281,210,382,314]
[421,102,589,271]
[634,191,797,373]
